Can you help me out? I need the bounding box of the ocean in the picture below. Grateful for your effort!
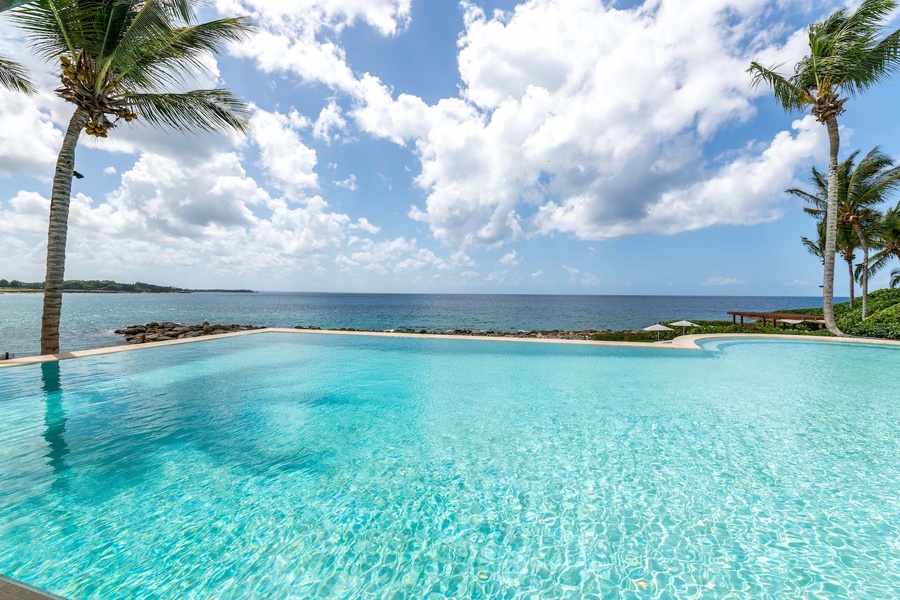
[0,292,836,358]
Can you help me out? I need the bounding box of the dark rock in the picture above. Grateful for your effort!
[116,321,261,345]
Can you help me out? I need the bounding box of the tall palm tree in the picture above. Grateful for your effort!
[749,0,900,335]
[10,0,252,355]
[891,267,900,288]
[788,148,900,319]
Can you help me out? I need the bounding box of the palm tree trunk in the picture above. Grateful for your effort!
[823,116,845,336]
[846,254,855,309]
[852,221,869,320]
[40,109,88,356]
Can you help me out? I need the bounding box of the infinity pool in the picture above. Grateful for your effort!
[1,333,898,598]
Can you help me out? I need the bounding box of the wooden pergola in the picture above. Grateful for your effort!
[727,311,826,329]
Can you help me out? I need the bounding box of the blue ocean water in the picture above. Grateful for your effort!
[0,292,838,357]
[0,333,898,598]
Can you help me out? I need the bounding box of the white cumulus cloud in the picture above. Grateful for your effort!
[351,0,829,248]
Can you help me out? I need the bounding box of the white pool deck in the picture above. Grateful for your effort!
[2,328,900,369]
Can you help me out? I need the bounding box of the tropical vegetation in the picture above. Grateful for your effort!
[785,288,900,340]
[748,0,900,336]
[8,0,252,354]
[789,148,900,319]
[870,206,900,279]
[587,288,900,343]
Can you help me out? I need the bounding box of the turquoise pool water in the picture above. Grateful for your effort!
[1,334,898,599]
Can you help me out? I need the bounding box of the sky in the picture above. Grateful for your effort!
[1,0,899,295]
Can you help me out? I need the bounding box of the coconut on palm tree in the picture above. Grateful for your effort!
[9,0,252,355]
[748,0,900,335]
[788,148,900,319]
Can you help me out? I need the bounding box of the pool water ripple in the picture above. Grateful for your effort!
[0,334,899,598]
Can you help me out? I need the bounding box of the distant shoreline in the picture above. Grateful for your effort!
[0,289,259,296]
[0,290,256,294]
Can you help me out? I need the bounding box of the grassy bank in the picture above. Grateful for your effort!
[591,288,900,343]
[781,288,900,340]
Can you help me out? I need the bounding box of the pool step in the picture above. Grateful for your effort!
[0,576,66,600]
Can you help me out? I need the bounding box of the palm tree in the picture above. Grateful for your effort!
[9,0,252,355]
[788,148,900,319]
[749,0,900,335]
[891,267,900,288]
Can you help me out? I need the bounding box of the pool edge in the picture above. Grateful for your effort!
[3,329,900,369]
[671,333,900,350]
[0,575,67,600]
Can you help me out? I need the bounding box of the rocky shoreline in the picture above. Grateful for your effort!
[115,322,263,344]
[116,322,619,344]
[294,325,611,340]
[115,322,624,344]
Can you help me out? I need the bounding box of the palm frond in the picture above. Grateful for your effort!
[786,186,823,206]
[747,61,809,112]
[111,0,181,67]
[824,0,900,96]
[801,235,826,262]
[850,147,900,206]
[869,206,900,275]
[868,249,892,274]
[118,17,252,90]
[0,56,36,93]
[125,89,250,133]
[891,267,900,288]
[10,0,78,60]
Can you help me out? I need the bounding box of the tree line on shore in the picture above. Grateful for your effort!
[0,278,255,293]
[0,279,183,292]
[2,0,900,353]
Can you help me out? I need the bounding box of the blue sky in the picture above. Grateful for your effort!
[1,0,899,295]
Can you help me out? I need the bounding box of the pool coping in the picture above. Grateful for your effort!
[2,328,900,369]
[0,575,66,600]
